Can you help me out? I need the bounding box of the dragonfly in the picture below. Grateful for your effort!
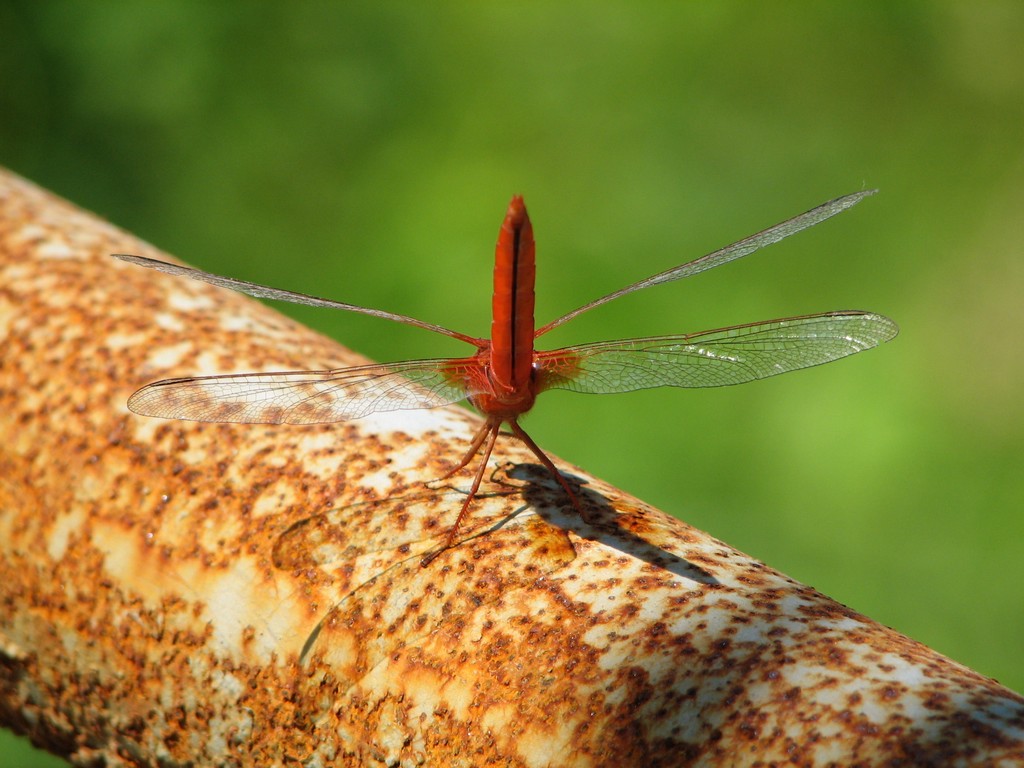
[114,190,897,562]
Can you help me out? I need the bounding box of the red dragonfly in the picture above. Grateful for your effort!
[115,190,896,561]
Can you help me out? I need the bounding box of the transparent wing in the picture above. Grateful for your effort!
[537,190,877,336]
[536,312,898,393]
[112,254,482,345]
[127,358,484,425]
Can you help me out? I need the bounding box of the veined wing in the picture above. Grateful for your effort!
[127,358,484,425]
[113,254,483,346]
[535,312,898,393]
[536,190,877,336]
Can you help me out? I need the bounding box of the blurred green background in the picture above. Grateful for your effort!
[2,2,1022,764]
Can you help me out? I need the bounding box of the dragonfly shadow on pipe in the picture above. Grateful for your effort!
[510,463,720,585]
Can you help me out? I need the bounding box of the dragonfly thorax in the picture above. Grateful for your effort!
[469,370,538,420]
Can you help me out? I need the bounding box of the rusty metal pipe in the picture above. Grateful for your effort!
[1,168,1022,766]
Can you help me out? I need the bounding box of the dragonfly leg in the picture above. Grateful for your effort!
[421,420,502,566]
[438,418,495,480]
[507,420,583,515]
